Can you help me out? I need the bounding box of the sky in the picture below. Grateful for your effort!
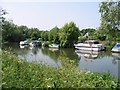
[0,1,102,30]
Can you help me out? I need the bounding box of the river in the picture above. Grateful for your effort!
[2,42,120,79]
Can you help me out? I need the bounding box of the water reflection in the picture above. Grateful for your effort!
[75,50,119,78]
[112,52,120,59]
[111,53,120,67]
[75,50,100,59]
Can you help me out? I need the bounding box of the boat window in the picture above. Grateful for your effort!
[117,44,120,47]
[94,41,99,44]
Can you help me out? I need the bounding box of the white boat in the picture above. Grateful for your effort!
[20,40,28,45]
[20,45,28,49]
[112,43,120,53]
[29,41,41,47]
[74,40,104,51]
[49,44,59,48]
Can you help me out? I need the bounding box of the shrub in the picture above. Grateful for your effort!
[2,50,118,88]
[43,41,51,47]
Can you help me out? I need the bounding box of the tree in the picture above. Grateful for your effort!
[2,21,25,42]
[99,1,120,40]
[0,7,8,44]
[48,26,60,44]
[18,25,29,39]
[41,31,49,41]
[30,28,41,40]
[59,22,80,48]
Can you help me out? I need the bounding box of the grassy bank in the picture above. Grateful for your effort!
[2,50,120,89]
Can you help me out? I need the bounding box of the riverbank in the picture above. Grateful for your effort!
[2,50,119,88]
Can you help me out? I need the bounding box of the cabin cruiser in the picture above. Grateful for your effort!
[74,40,104,51]
[20,40,29,45]
[112,43,120,53]
[49,44,59,48]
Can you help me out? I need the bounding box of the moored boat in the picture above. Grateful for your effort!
[112,43,120,53]
[74,40,104,51]
[20,40,29,45]
[49,44,59,48]
[29,41,41,47]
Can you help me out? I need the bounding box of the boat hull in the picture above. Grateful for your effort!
[112,48,120,53]
[75,46,101,51]
[49,44,59,48]
[20,41,28,45]
[49,46,59,48]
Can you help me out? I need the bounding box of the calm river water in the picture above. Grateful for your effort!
[3,42,120,78]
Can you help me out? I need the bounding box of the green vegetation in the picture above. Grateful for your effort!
[2,21,42,42]
[48,26,60,44]
[99,2,120,41]
[2,50,119,88]
[43,41,51,47]
[59,22,79,48]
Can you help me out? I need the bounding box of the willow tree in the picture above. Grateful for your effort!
[59,22,79,48]
[99,1,120,41]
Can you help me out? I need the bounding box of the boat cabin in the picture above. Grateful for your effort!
[113,43,120,48]
[85,40,100,44]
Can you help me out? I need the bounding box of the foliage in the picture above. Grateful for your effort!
[48,26,60,44]
[0,7,8,25]
[2,21,24,42]
[78,28,96,40]
[43,41,51,47]
[99,1,120,41]
[103,41,116,50]
[78,37,87,43]
[29,28,41,40]
[41,31,49,41]
[2,50,119,88]
[2,20,42,42]
[59,22,80,48]
[80,28,96,36]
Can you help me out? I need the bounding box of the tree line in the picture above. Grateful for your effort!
[1,1,120,48]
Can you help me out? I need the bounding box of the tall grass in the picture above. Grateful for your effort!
[2,50,119,89]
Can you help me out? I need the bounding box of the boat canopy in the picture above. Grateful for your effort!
[85,40,100,44]
[113,43,120,48]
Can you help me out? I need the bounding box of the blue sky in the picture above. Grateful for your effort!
[1,2,101,30]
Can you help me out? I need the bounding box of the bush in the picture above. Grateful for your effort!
[43,41,51,47]
[2,50,118,88]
